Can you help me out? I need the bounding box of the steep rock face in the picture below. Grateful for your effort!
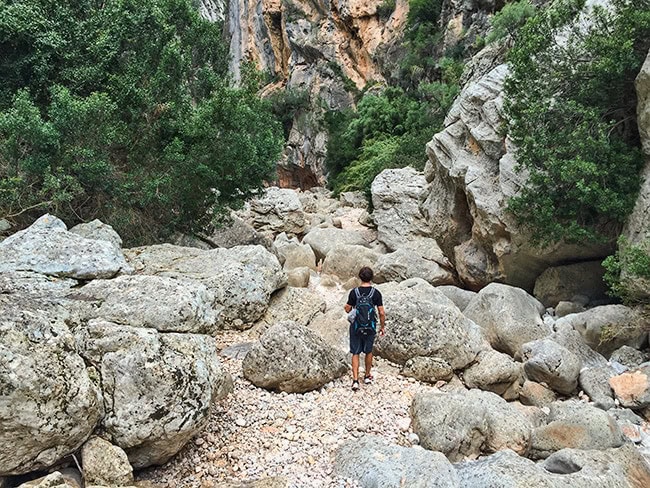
[203,0,408,187]
[423,46,612,291]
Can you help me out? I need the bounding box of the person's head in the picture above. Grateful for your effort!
[358,267,374,283]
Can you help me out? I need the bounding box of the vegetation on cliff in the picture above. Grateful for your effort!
[0,0,283,244]
[326,0,462,197]
[505,0,650,245]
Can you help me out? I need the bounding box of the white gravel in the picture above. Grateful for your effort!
[138,328,436,487]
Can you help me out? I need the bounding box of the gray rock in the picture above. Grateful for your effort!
[16,472,78,488]
[0,296,101,476]
[67,275,218,334]
[339,191,368,209]
[579,366,616,410]
[335,435,460,488]
[610,345,650,368]
[455,444,649,487]
[436,285,477,312]
[411,389,532,461]
[529,401,624,459]
[556,305,647,357]
[0,271,77,297]
[243,321,349,393]
[555,301,586,318]
[371,168,434,254]
[70,219,123,250]
[306,308,350,354]
[522,339,582,395]
[402,357,454,383]
[254,287,325,333]
[533,261,608,308]
[374,279,488,369]
[464,283,550,358]
[423,60,612,291]
[374,249,456,286]
[0,219,11,232]
[273,233,317,270]
[81,436,133,487]
[247,187,307,235]
[207,212,272,250]
[321,244,381,281]
[302,227,370,261]
[543,444,650,486]
[286,267,310,288]
[125,244,286,329]
[75,320,231,469]
[549,322,608,368]
[519,380,558,408]
[462,350,523,398]
[609,363,650,409]
[0,214,131,280]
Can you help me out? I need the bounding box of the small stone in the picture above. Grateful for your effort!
[408,433,420,445]
[397,418,411,432]
[235,418,247,427]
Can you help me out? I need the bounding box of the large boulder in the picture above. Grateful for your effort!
[374,249,456,286]
[242,321,348,393]
[0,297,102,476]
[402,356,455,383]
[521,339,582,396]
[411,389,532,461]
[533,261,609,307]
[422,60,611,291]
[609,363,650,409]
[206,212,273,250]
[0,271,77,297]
[0,215,131,280]
[254,287,326,333]
[555,305,647,357]
[579,366,617,410]
[371,168,445,259]
[335,435,460,488]
[464,283,550,358]
[69,219,123,250]
[436,285,476,312]
[306,308,350,354]
[246,187,307,235]
[75,320,231,469]
[125,244,286,329]
[462,350,523,398]
[455,444,650,487]
[549,322,608,368]
[67,275,218,334]
[321,244,381,281]
[529,401,624,459]
[302,227,370,261]
[273,233,316,270]
[373,279,488,369]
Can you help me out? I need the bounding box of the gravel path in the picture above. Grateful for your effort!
[138,329,435,488]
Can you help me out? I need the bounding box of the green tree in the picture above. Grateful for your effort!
[486,0,536,44]
[505,0,650,245]
[0,0,283,243]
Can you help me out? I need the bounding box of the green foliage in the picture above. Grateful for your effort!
[505,0,650,245]
[377,0,396,20]
[486,0,536,44]
[603,237,650,305]
[268,88,311,138]
[0,0,283,244]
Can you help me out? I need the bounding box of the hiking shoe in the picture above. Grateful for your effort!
[364,374,373,385]
[351,380,360,391]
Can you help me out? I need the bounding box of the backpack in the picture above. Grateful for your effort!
[353,287,377,336]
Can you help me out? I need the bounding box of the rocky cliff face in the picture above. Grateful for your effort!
[201,0,409,187]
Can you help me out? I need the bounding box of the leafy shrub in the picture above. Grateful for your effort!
[0,0,283,244]
[486,0,536,44]
[505,0,650,245]
[377,0,396,20]
[603,237,650,305]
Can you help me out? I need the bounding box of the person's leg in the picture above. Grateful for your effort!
[364,352,373,378]
[352,354,360,381]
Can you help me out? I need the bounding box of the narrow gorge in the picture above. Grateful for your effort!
[1,0,650,487]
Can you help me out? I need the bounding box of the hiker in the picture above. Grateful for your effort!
[344,266,385,391]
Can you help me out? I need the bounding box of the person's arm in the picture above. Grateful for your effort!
[345,289,356,313]
[345,303,352,313]
[377,305,386,335]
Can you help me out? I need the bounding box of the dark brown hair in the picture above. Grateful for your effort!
[358,266,374,282]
